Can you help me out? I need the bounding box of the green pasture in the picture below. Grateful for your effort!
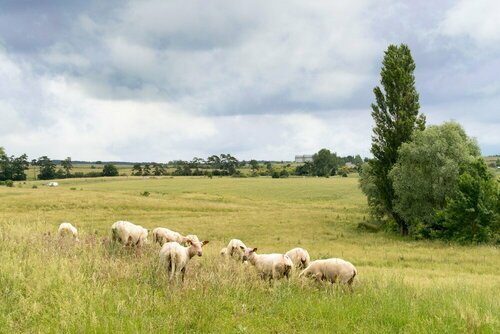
[0,177,498,332]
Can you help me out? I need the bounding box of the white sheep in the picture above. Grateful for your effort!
[152,227,187,246]
[159,239,209,281]
[285,247,311,269]
[111,221,148,247]
[240,246,293,280]
[58,222,79,241]
[224,239,247,261]
[185,234,200,243]
[299,258,357,287]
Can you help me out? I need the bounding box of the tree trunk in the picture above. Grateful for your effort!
[394,213,409,236]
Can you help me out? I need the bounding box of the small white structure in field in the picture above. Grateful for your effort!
[47,182,59,187]
[58,222,79,241]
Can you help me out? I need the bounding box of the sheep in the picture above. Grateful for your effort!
[159,239,209,281]
[285,247,311,269]
[224,239,247,261]
[185,234,200,243]
[111,221,148,247]
[152,227,187,246]
[58,222,79,241]
[299,258,357,288]
[240,246,293,280]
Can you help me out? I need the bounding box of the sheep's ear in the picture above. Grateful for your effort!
[186,239,192,246]
[251,248,257,253]
[202,240,209,246]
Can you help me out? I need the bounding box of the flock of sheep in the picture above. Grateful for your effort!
[58,221,358,288]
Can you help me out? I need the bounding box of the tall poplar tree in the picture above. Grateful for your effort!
[364,44,426,235]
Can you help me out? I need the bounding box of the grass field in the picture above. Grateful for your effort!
[1,176,499,333]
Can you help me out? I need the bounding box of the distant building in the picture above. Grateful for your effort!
[295,155,313,163]
[344,162,356,169]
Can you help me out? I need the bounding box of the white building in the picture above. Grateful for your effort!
[295,155,313,163]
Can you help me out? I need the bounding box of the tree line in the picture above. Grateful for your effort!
[360,44,499,243]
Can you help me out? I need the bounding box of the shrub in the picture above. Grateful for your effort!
[5,180,13,187]
[271,171,280,179]
[279,169,289,178]
[141,191,150,197]
[32,185,38,189]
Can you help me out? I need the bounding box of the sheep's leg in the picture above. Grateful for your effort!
[181,267,186,282]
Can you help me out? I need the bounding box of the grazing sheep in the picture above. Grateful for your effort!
[58,222,79,241]
[224,239,247,261]
[111,221,148,247]
[159,239,209,281]
[240,246,293,280]
[285,248,311,269]
[152,227,187,246]
[47,181,59,187]
[299,258,357,287]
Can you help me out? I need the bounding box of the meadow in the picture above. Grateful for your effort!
[0,176,498,333]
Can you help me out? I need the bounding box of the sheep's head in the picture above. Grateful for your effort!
[187,240,209,257]
[240,246,257,261]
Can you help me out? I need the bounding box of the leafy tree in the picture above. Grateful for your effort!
[61,157,73,177]
[131,164,143,176]
[279,169,289,178]
[11,154,28,180]
[390,122,480,238]
[249,160,259,171]
[266,162,272,173]
[353,155,363,167]
[37,156,56,180]
[363,44,426,235]
[207,155,221,169]
[295,162,313,176]
[312,149,337,177]
[437,159,499,243]
[102,164,118,176]
[143,164,151,176]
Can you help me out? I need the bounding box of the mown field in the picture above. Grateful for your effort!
[0,176,498,333]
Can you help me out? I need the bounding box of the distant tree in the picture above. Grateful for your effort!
[61,157,73,177]
[279,169,289,178]
[390,122,480,238]
[266,162,272,173]
[249,160,259,171]
[102,164,118,177]
[338,166,350,177]
[95,161,102,164]
[207,155,221,169]
[312,149,337,177]
[353,155,363,167]
[362,44,426,236]
[37,156,57,180]
[131,164,143,176]
[295,162,313,176]
[55,168,66,179]
[143,164,151,176]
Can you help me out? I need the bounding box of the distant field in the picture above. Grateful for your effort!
[0,177,498,332]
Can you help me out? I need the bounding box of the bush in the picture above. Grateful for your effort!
[102,164,119,177]
[32,185,37,189]
[271,171,280,179]
[279,169,289,178]
[5,180,13,187]
[141,191,150,197]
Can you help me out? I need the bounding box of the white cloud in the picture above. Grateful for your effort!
[440,0,500,45]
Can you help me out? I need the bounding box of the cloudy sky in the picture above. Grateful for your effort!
[0,0,499,162]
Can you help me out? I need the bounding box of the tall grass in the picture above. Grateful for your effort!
[0,177,498,332]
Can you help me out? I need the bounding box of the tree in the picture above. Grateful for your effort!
[143,164,151,176]
[61,157,73,177]
[249,160,259,171]
[37,156,56,180]
[363,44,426,235]
[312,149,337,177]
[390,122,480,238]
[11,154,28,180]
[437,158,499,243]
[102,164,118,176]
[131,164,143,176]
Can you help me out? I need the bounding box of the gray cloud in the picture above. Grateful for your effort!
[0,0,498,160]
